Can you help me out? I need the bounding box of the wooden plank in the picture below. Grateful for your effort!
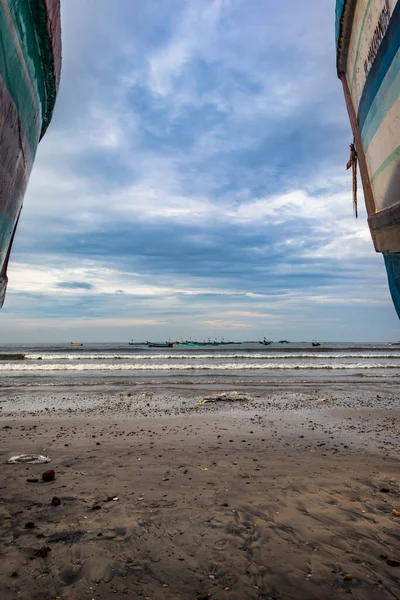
[340,75,377,215]
[373,224,400,252]
[369,203,400,230]
[336,0,357,76]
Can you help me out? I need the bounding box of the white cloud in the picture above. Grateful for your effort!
[6,259,257,299]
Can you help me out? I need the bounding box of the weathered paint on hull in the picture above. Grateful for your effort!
[0,0,61,307]
[336,0,400,317]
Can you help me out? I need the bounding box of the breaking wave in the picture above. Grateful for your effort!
[22,352,400,361]
[0,362,399,371]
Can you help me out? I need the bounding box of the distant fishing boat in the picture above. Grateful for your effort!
[278,340,289,344]
[177,340,221,347]
[128,341,147,346]
[0,1,61,307]
[312,341,321,347]
[70,343,83,347]
[148,342,174,348]
[336,0,400,317]
[259,337,272,345]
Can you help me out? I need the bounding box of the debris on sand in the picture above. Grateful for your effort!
[310,397,333,403]
[392,509,400,517]
[197,391,249,405]
[387,558,400,567]
[42,469,55,482]
[51,497,61,506]
[33,546,51,558]
[6,454,51,465]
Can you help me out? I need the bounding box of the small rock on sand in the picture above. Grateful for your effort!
[42,469,55,482]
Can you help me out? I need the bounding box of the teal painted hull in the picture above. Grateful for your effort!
[0,0,61,307]
[384,253,400,318]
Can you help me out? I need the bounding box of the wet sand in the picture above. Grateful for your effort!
[0,383,399,599]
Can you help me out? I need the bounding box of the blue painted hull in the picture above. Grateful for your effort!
[384,253,400,318]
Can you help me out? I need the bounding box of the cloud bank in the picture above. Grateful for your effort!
[0,0,397,342]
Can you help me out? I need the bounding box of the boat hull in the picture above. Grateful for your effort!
[0,0,61,307]
[336,0,400,316]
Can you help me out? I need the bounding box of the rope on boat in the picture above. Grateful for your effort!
[346,140,358,218]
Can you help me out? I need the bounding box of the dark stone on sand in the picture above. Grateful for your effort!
[51,496,61,506]
[42,469,55,482]
[34,546,51,558]
[27,478,39,483]
[91,504,102,510]
[380,488,391,493]
[10,572,18,577]
[387,558,400,567]
[47,530,84,544]
[25,522,35,529]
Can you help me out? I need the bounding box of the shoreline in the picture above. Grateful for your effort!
[0,383,399,599]
[1,381,399,459]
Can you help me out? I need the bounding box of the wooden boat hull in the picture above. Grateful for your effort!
[336,0,400,316]
[0,1,61,307]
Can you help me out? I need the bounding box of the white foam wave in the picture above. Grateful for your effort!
[0,362,399,372]
[23,352,400,361]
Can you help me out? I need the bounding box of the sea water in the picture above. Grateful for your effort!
[0,342,399,387]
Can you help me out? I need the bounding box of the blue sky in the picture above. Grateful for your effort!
[1,0,398,342]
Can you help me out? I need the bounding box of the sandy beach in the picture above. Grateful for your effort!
[0,382,399,599]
